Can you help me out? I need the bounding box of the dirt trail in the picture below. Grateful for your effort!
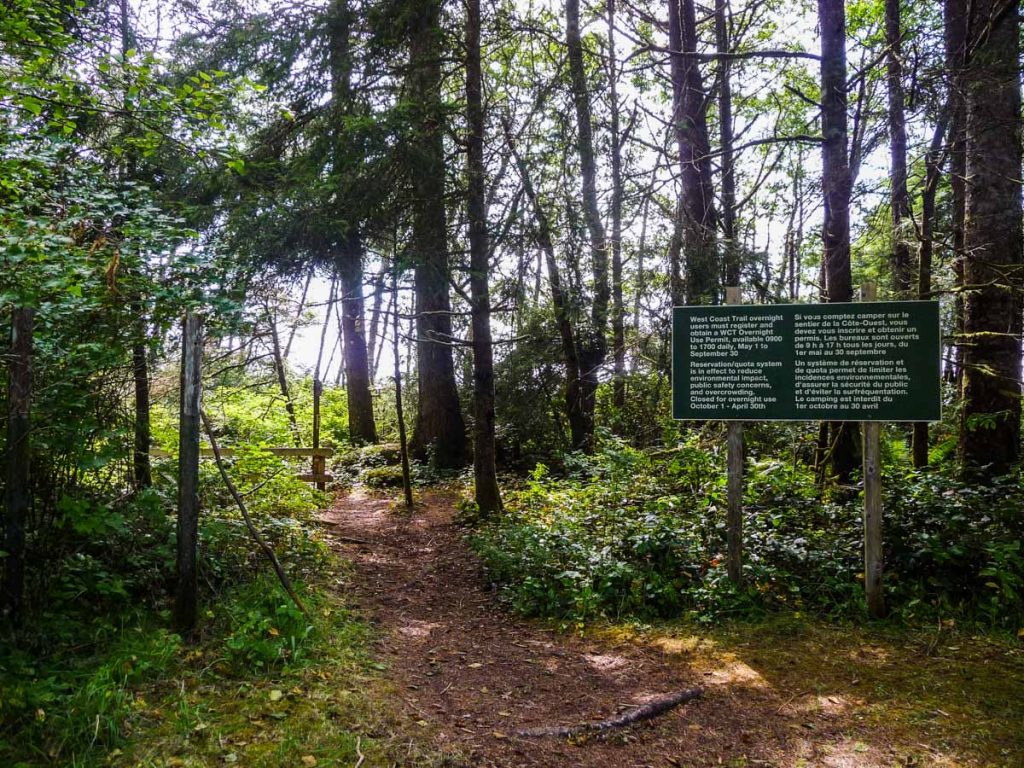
[320,489,896,768]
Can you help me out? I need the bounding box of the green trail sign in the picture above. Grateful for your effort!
[672,301,942,422]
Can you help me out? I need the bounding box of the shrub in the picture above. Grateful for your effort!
[469,435,1024,628]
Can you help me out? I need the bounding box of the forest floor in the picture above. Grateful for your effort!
[321,487,1024,768]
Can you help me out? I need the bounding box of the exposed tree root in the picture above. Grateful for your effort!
[516,687,703,738]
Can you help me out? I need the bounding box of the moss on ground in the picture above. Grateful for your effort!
[595,617,1023,767]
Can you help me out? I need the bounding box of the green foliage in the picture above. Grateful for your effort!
[362,465,406,488]
[0,620,181,764]
[218,580,318,673]
[471,431,1024,628]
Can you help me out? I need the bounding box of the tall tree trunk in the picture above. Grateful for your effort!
[174,312,203,636]
[566,0,610,452]
[607,0,627,413]
[818,0,859,483]
[120,0,152,491]
[945,0,968,389]
[958,0,1022,475]
[714,0,739,288]
[885,0,912,296]
[132,314,152,489]
[466,0,501,514]
[408,0,468,467]
[913,115,949,468]
[669,0,719,305]
[329,0,377,445]
[366,270,386,381]
[3,308,33,626]
[338,234,378,443]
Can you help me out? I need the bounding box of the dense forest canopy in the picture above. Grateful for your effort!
[1,0,1023,765]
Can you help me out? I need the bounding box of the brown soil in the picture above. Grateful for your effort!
[318,488,950,768]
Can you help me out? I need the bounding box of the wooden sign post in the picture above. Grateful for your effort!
[174,311,203,634]
[860,282,885,618]
[724,287,744,585]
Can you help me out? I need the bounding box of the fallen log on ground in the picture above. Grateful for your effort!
[516,687,703,738]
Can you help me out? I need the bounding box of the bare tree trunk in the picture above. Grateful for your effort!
[715,0,739,288]
[958,0,1022,475]
[174,312,203,636]
[329,0,377,445]
[885,0,912,296]
[818,0,859,484]
[338,234,378,444]
[607,0,627,413]
[566,0,610,452]
[945,0,968,389]
[669,0,719,305]
[2,308,33,626]
[913,116,948,469]
[119,0,152,492]
[466,0,501,514]
[132,315,152,489]
[366,270,386,381]
[408,0,468,468]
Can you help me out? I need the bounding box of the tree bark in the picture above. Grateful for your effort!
[132,316,152,489]
[818,0,859,484]
[669,0,719,305]
[338,234,378,444]
[945,0,968,390]
[466,0,502,514]
[329,0,378,445]
[407,0,468,468]
[366,270,386,381]
[3,308,33,626]
[174,312,203,636]
[566,0,610,452]
[120,0,152,492]
[913,114,949,468]
[885,0,912,297]
[715,0,739,288]
[958,0,1022,475]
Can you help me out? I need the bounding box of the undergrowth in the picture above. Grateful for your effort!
[469,430,1024,631]
[0,385,439,767]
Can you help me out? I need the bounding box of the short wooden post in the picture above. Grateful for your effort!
[724,286,744,584]
[860,282,885,618]
[312,378,325,491]
[3,308,33,626]
[174,312,203,635]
